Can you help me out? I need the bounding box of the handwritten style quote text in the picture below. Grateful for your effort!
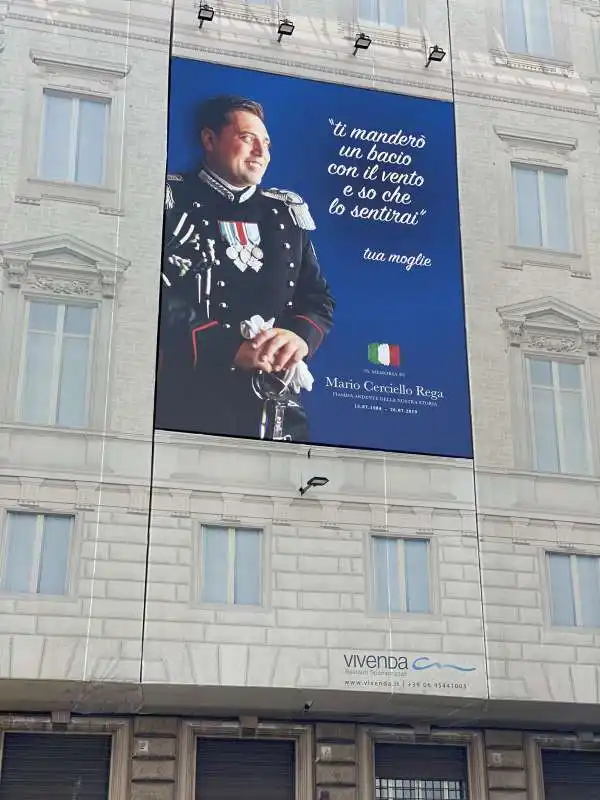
[326,119,433,270]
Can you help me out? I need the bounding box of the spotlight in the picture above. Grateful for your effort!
[353,32,372,56]
[197,4,215,29]
[425,44,446,67]
[277,19,295,43]
[299,476,329,496]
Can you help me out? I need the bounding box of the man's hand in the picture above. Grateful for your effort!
[252,328,309,372]
[234,328,309,372]
[233,340,273,372]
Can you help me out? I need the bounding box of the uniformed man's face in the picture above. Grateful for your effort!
[202,110,271,188]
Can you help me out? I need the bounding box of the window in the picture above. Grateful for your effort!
[39,91,109,186]
[504,0,553,56]
[527,358,589,475]
[180,721,312,800]
[547,553,600,628]
[513,165,570,251]
[375,744,468,800]
[2,512,72,596]
[359,0,406,27]
[16,52,128,212]
[542,748,600,800]
[200,526,262,606]
[196,739,294,800]
[372,536,430,614]
[19,300,94,428]
[0,733,111,799]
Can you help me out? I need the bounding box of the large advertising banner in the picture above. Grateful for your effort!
[156,58,472,457]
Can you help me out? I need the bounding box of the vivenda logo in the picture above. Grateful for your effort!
[343,653,476,673]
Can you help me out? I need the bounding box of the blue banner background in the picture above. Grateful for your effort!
[165,57,473,458]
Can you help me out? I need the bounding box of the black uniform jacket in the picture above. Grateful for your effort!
[156,168,335,440]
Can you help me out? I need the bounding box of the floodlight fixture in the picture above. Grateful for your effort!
[277,19,295,43]
[425,44,446,67]
[198,4,215,29]
[353,32,372,56]
[299,476,330,496]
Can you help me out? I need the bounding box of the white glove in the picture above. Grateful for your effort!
[240,315,314,392]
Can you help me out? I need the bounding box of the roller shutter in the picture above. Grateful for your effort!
[375,743,468,800]
[542,748,600,800]
[195,738,295,800]
[0,732,111,799]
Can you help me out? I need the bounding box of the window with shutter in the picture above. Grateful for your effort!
[542,749,600,800]
[375,743,469,800]
[0,732,112,800]
[195,738,295,800]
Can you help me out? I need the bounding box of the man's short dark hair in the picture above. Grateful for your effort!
[197,95,265,138]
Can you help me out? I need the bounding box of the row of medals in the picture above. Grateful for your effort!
[225,241,264,272]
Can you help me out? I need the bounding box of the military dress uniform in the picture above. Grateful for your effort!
[156,168,335,441]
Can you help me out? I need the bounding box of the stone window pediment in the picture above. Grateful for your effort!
[498,297,600,355]
[0,234,129,299]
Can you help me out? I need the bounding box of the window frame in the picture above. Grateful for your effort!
[16,298,96,429]
[499,298,600,475]
[358,0,407,29]
[494,127,585,276]
[503,0,554,58]
[525,356,592,476]
[512,164,571,252]
[196,524,265,608]
[526,733,600,800]
[358,726,487,800]
[0,233,130,430]
[177,719,313,800]
[0,508,80,600]
[16,51,128,214]
[367,532,436,617]
[0,510,75,597]
[0,716,129,799]
[38,90,110,188]
[488,0,572,71]
[545,550,600,630]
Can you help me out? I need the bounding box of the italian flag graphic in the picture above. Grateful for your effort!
[368,343,400,367]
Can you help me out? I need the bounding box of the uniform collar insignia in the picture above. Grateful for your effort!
[199,168,257,205]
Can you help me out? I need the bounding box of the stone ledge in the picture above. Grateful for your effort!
[134,717,179,736]
[131,759,177,781]
[485,730,524,747]
[316,723,356,742]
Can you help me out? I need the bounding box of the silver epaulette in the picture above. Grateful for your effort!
[262,188,316,231]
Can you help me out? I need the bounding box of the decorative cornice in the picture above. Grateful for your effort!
[5,10,600,118]
[494,126,578,152]
[18,478,42,507]
[503,247,588,279]
[490,48,574,77]
[30,50,130,79]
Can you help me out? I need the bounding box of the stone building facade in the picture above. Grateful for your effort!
[1,0,600,796]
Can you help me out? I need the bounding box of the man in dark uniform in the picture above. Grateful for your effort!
[156,95,335,441]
